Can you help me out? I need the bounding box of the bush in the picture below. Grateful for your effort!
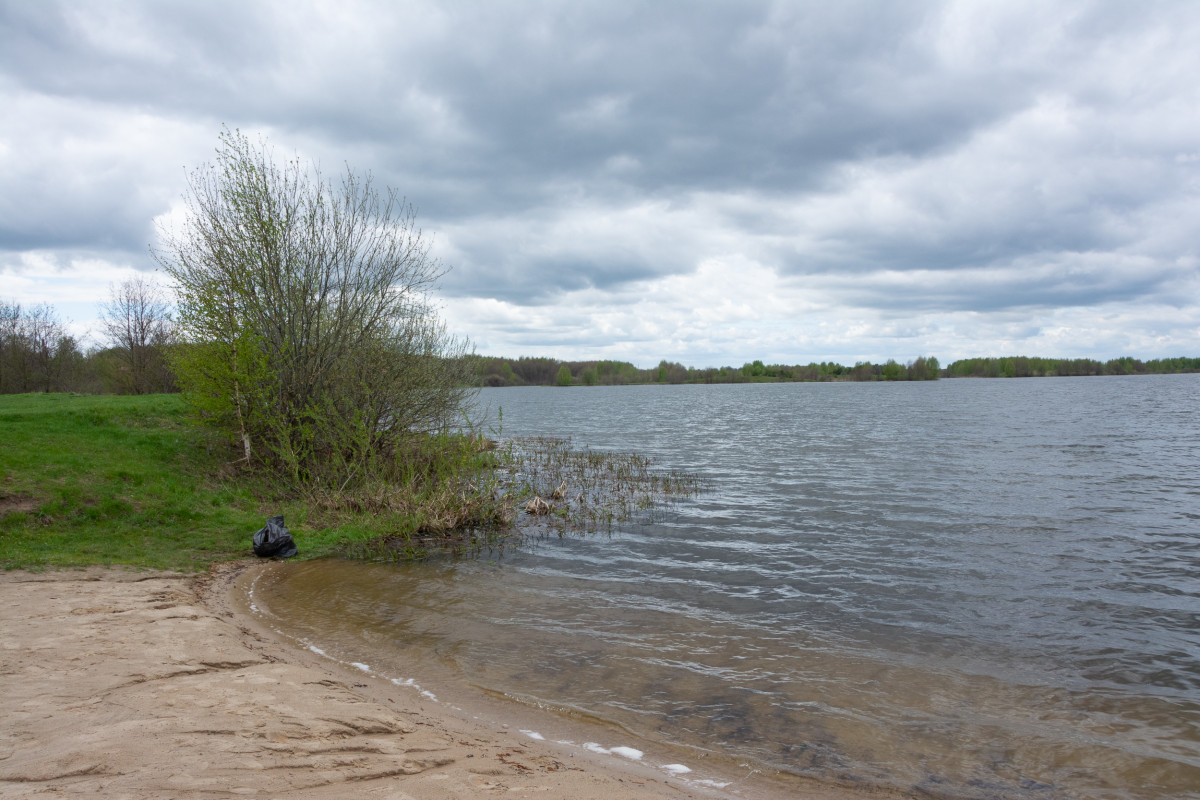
[155,128,472,492]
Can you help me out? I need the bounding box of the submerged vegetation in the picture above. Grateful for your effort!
[506,437,699,533]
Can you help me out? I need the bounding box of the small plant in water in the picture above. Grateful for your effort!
[500,437,702,536]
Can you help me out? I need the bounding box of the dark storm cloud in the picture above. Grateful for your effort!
[2,0,1198,360]
[0,2,277,112]
[823,257,1184,316]
[4,3,1025,263]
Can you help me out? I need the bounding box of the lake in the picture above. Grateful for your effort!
[250,376,1200,799]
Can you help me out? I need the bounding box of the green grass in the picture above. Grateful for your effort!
[0,393,453,570]
[0,393,268,570]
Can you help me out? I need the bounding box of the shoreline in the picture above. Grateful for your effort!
[0,564,901,800]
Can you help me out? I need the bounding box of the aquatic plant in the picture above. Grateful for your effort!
[499,436,702,537]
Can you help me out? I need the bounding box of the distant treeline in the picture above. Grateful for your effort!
[468,355,943,386]
[470,354,1200,387]
[4,298,1197,395]
[943,355,1200,378]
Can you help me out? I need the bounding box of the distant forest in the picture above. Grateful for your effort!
[469,354,1200,387]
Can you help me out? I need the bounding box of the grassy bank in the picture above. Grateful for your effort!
[0,394,697,571]
[0,394,501,570]
[1,393,273,570]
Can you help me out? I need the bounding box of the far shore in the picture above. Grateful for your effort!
[0,564,905,800]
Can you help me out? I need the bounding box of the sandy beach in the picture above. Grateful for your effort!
[0,565,901,800]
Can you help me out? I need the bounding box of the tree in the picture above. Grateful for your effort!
[881,359,906,381]
[0,301,84,393]
[100,276,175,394]
[741,360,766,379]
[555,364,573,386]
[0,301,21,393]
[906,355,940,381]
[154,128,472,490]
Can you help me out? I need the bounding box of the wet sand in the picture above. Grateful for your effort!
[0,565,904,799]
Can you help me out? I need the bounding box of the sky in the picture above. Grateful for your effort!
[2,0,1198,368]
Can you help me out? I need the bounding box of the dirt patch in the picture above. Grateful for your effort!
[0,492,39,514]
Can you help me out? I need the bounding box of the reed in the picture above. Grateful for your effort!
[501,436,702,535]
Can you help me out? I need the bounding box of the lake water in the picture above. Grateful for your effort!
[251,376,1200,799]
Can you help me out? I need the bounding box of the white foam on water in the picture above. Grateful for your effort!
[389,677,438,703]
[350,662,371,673]
[583,743,643,760]
[661,763,692,775]
[246,571,262,614]
[308,645,328,657]
[520,730,546,740]
[693,779,731,788]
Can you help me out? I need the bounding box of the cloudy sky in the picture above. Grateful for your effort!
[2,1,1198,367]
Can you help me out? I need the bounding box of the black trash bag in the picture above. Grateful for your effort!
[252,515,298,559]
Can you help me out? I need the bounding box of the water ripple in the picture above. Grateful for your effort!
[259,375,1200,799]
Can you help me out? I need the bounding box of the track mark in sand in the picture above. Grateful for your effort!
[0,762,115,783]
[105,660,265,691]
[198,659,266,670]
[317,717,413,737]
[258,757,458,789]
[270,743,392,756]
[69,606,123,616]
[333,758,456,780]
